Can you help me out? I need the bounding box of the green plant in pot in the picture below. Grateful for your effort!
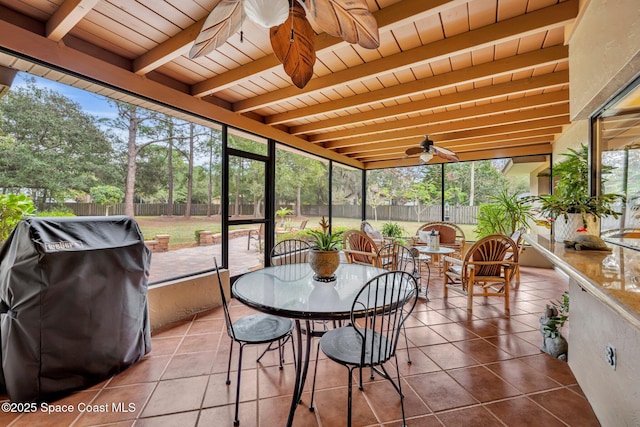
[475,189,534,238]
[540,292,569,360]
[535,144,623,242]
[380,222,406,244]
[306,216,343,282]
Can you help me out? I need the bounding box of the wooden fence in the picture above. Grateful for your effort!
[37,203,479,224]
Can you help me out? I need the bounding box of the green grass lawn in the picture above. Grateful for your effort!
[135,216,480,248]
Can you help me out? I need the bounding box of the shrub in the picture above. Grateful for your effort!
[0,194,35,242]
[36,208,75,217]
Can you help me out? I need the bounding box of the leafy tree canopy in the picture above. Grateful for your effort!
[0,78,121,201]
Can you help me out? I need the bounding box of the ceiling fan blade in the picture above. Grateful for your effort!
[431,146,460,162]
[405,146,424,156]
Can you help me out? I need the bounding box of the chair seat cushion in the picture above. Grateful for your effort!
[320,326,392,366]
[232,313,293,344]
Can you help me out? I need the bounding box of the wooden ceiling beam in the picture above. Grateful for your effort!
[269,46,568,127]
[432,116,569,142]
[133,18,206,75]
[46,0,99,41]
[323,105,569,149]
[232,0,577,112]
[436,127,563,146]
[338,138,420,155]
[189,0,466,97]
[336,126,562,158]
[310,92,568,143]
[358,137,551,161]
[364,143,553,169]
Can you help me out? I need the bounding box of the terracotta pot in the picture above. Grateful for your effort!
[308,249,340,282]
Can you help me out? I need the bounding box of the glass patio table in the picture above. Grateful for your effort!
[232,262,387,426]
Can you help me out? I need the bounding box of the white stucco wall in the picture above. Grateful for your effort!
[569,0,640,120]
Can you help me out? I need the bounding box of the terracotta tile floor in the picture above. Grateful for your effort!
[1,266,601,426]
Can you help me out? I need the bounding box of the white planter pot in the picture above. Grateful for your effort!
[553,213,599,242]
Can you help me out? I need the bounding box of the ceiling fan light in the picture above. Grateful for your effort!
[420,152,433,163]
[244,0,289,28]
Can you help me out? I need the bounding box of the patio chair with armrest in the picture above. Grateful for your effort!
[443,234,518,313]
[360,220,384,246]
[416,221,466,258]
[319,270,419,427]
[213,257,295,425]
[343,229,379,266]
[290,219,308,232]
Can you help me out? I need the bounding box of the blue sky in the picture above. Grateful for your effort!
[13,72,118,120]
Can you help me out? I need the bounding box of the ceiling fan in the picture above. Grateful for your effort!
[405,136,460,163]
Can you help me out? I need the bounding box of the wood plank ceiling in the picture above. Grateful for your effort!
[0,0,577,169]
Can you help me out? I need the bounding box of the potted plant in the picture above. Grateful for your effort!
[535,144,623,242]
[539,292,569,360]
[306,216,342,282]
[475,189,535,237]
[380,222,405,244]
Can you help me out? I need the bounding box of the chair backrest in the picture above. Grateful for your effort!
[509,227,524,247]
[343,230,379,265]
[417,222,465,245]
[213,257,236,340]
[298,219,308,230]
[270,239,311,265]
[377,243,419,278]
[463,234,518,278]
[350,270,418,365]
[360,220,383,242]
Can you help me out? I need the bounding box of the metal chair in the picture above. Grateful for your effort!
[443,234,518,313]
[319,270,419,427]
[377,243,421,365]
[213,258,295,426]
[343,229,379,266]
[247,223,264,251]
[269,238,311,265]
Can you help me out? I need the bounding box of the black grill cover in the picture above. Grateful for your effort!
[0,216,151,402]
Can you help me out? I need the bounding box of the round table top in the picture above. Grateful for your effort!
[232,263,387,320]
[414,246,455,255]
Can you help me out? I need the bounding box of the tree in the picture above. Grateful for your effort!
[0,78,119,202]
[90,185,124,216]
[109,102,162,217]
[405,181,437,223]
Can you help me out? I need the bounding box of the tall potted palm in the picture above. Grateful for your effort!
[535,144,622,242]
[475,190,534,237]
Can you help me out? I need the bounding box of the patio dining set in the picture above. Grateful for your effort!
[225,220,523,426]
